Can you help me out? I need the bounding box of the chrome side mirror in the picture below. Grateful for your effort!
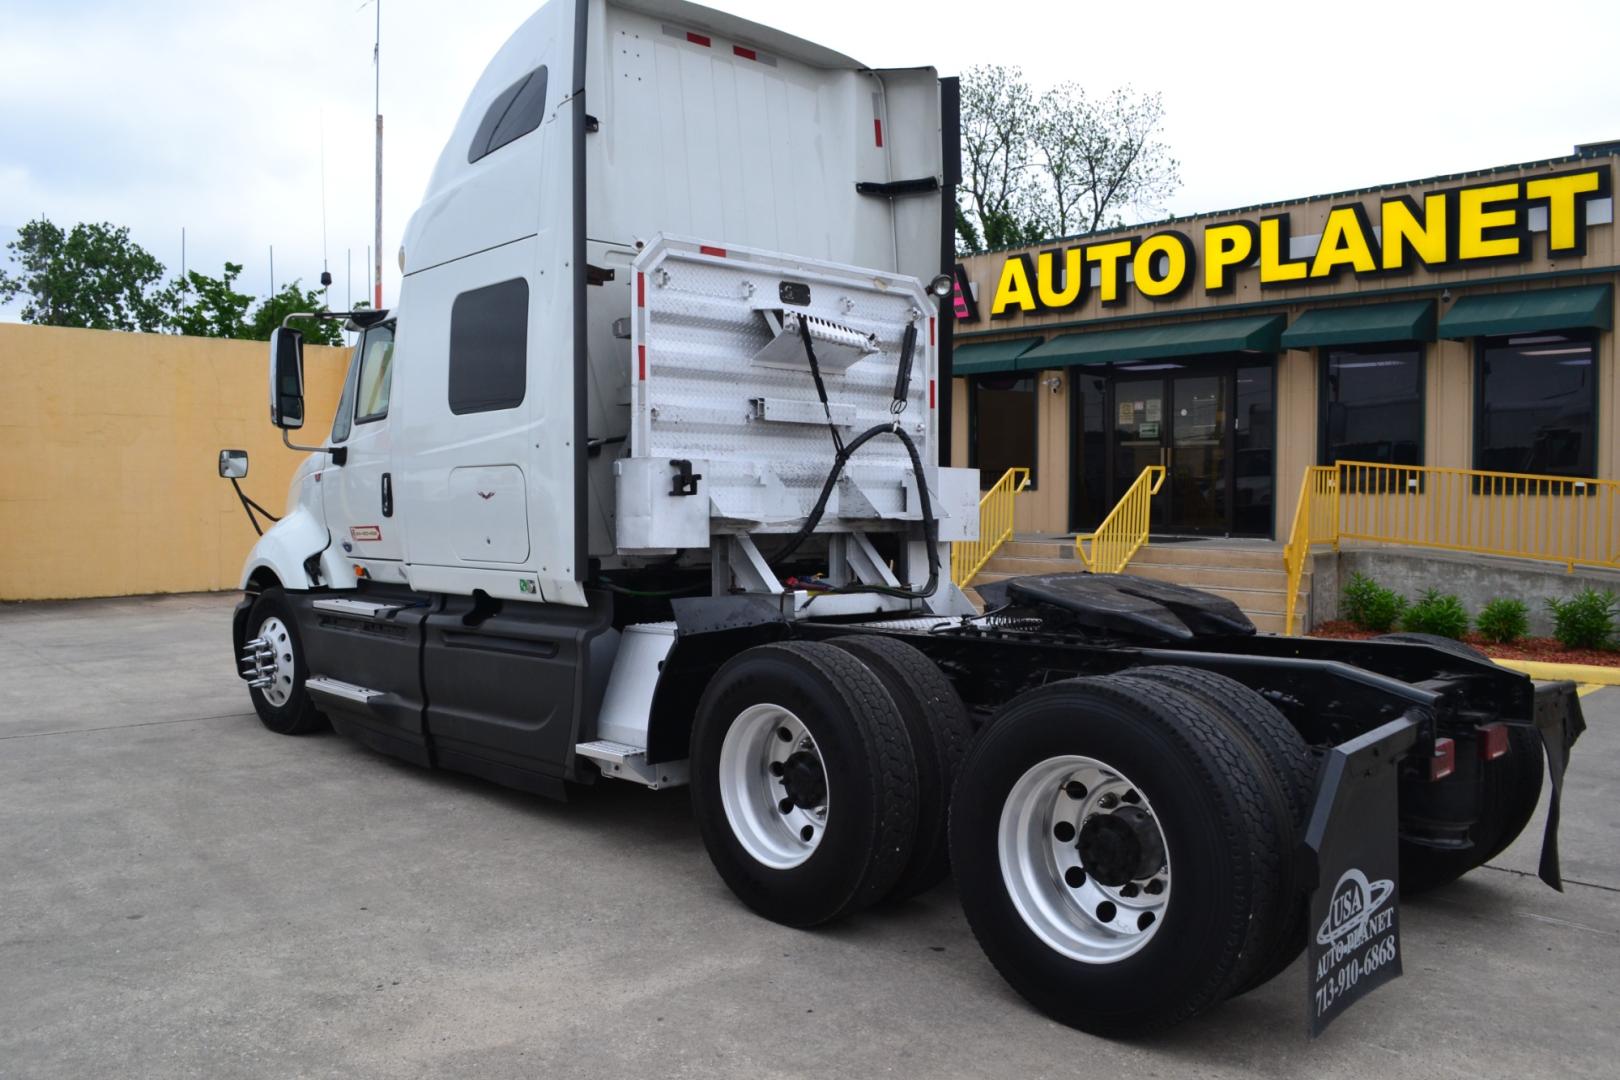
[269,327,306,429]
[218,449,249,479]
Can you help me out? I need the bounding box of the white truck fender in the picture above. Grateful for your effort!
[238,506,351,592]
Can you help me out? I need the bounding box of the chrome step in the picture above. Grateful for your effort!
[576,739,689,790]
[312,597,403,618]
[305,676,384,706]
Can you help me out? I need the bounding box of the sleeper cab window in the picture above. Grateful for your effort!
[467,66,548,164]
[354,324,396,424]
[448,278,529,415]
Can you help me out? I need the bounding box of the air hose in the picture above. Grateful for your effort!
[769,315,940,600]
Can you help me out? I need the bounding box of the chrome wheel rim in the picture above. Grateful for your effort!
[997,754,1171,964]
[254,616,296,707]
[718,704,828,870]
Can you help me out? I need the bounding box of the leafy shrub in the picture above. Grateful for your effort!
[1401,589,1470,639]
[1343,573,1406,632]
[1545,589,1618,650]
[1476,598,1529,644]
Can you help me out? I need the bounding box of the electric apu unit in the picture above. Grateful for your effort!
[218,0,1584,1037]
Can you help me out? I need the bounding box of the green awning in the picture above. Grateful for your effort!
[1279,300,1436,349]
[1437,284,1613,340]
[952,336,1042,375]
[1017,315,1285,369]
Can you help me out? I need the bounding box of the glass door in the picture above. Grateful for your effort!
[1112,378,1168,523]
[1168,373,1228,533]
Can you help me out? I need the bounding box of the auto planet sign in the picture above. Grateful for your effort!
[979,163,1610,319]
[1311,868,1399,1025]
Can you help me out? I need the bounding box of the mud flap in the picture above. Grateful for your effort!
[1531,680,1586,890]
[1301,712,1422,1036]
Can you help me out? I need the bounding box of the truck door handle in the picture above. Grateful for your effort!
[381,473,393,518]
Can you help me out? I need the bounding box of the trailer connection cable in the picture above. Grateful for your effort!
[771,317,939,601]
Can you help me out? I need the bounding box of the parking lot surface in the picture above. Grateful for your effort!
[2,593,1617,1079]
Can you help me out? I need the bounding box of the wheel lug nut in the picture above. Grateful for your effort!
[778,798,794,814]
[1096,901,1117,923]
[1097,793,1118,809]
[1063,781,1088,800]
[1064,867,1086,889]
[1053,821,1076,843]
[800,825,814,842]
[1120,883,1140,898]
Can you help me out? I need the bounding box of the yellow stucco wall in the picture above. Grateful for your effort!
[0,324,349,601]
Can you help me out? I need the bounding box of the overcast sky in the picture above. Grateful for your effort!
[3,0,1617,322]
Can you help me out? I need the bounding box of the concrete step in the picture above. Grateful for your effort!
[1122,561,1300,592]
[1001,539,1084,559]
[1130,543,1286,570]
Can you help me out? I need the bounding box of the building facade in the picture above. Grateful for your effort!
[947,147,1618,539]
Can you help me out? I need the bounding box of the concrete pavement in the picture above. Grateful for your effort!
[2,593,1617,1079]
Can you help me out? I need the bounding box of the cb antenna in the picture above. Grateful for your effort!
[319,109,333,307]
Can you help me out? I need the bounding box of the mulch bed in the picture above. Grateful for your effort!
[1309,620,1620,667]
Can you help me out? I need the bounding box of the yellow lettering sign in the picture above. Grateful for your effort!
[1134,232,1193,298]
[1204,222,1257,292]
[1087,240,1134,304]
[1258,217,1307,285]
[1311,206,1379,278]
[1457,182,1521,261]
[1526,170,1604,253]
[1381,194,1447,271]
[990,254,1037,318]
[1035,248,1085,309]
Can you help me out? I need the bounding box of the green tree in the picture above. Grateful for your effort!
[163,261,254,339]
[248,281,344,346]
[955,67,1183,251]
[1033,84,1181,236]
[0,218,166,331]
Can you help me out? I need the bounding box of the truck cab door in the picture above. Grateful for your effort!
[325,323,404,570]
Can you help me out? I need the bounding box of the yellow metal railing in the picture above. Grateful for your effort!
[1283,466,1339,635]
[952,467,1031,587]
[1284,460,1620,634]
[1075,465,1165,574]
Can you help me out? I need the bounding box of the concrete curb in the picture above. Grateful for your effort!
[1492,657,1620,685]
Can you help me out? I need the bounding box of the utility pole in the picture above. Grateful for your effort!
[269,245,275,296]
[373,0,384,311]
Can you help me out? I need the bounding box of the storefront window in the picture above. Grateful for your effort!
[1321,345,1422,466]
[970,374,1038,489]
[1475,332,1596,478]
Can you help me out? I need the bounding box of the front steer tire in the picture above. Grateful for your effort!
[690,642,920,928]
[949,675,1287,1037]
[244,587,327,736]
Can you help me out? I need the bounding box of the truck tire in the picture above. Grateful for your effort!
[948,675,1287,1036]
[690,642,920,928]
[1372,633,1547,894]
[244,588,328,735]
[1124,666,1314,993]
[827,634,973,901]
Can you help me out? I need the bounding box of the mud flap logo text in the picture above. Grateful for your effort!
[1312,869,1398,1019]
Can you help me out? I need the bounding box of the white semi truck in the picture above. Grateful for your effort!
[221,0,1584,1037]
